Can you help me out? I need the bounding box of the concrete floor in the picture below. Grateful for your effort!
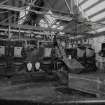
[0,74,97,103]
[0,71,105,104]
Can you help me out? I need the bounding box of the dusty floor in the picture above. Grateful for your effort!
[0,71,105,105]
[0,74,97,102]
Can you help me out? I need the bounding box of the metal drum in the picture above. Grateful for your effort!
[44,48,52,57]
[41,48,52,72]
[0,40,7,57]
[0,46,5,56]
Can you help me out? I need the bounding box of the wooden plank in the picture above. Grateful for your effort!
[68,73,105,97]
[63,59,84,70]
[57,40,84,73]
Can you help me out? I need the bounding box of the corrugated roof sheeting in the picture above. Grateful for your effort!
[79,0,105,32]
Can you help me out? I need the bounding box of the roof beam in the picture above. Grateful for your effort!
[0,28,54,35]
[0,27,94,37]
[70,31,105,40]
[0,4,72,21]
[0,23,62,32]
[0,23,94,35]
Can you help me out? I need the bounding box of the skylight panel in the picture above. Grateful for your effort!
[101,21,105,24]
[80,0,99,10]
[85,1,105,17]
[96,27,105,32]
[39,19,48,28]
[45,10,56,26]
[79,0,85,4]
[91,12,105,21]
[18,6,30,24]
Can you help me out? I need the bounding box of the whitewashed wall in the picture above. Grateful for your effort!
[90,36,105,53]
